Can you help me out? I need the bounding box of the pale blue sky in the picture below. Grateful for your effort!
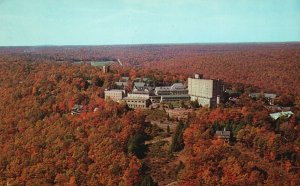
[0,0,299,46]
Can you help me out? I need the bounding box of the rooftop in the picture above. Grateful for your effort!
[134,82,146,87]
[116,82,128,86]
[216,131,231,135]
[121,77,130,81]
[215,130,231,139]
[249,93,277,99]
[160,94,190,98]
[91,61,114,67]
[270,111,294,120]
[123,97,149,101]
[170,83,186,90]
[155,83,186,91]
[105,89,126,93]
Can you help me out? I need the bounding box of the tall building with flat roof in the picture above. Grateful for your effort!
[188,74,224,107]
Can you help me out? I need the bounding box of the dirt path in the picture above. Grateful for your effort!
[145,136,172,145]
[143,121,180,185]
[150,120,178,131]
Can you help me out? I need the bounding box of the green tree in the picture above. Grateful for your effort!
[170,120,186,152]
[180,100,187,109]
[190,100,200,108]
[93,76,104,87]
[127,134,147,159]
[141,175,157,186]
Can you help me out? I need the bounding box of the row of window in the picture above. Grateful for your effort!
[128,104,146,108]
[106,93,123,96]
[126,100,146,103]
[157,91,188,95]
[161,97,190,101]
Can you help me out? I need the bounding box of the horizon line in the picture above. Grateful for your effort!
[0,41,300,47]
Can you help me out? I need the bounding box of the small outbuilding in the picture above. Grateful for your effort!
[71,104,83,115]
[215,129,231,142]
[270,111,294,120]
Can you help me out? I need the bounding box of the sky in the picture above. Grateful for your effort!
[0,0,300,46]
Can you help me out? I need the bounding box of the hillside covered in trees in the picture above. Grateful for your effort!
[1,43,299,95]
[0,62,154,185]
[0,44,299,185]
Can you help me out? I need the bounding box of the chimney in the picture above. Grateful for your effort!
[217,95,221,105]
[195,74,203,79]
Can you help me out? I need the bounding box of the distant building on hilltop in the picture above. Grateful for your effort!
[188,74,224,107]
[91,61,113,73]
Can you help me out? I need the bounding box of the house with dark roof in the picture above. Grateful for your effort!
[71,104,83,115]
[215,129,231,142]
[249,92,277,105]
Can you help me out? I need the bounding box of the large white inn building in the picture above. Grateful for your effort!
[188,74,224,107]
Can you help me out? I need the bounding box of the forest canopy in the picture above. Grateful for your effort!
[0,44,299,185]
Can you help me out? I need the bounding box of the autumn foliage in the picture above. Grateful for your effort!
[0,44,299,185]
[1,43,299,95]
[179,101,300,185]
[0,62,148,185]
